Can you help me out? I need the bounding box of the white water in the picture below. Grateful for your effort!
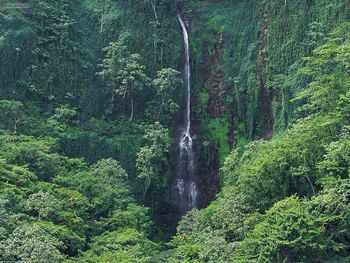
[189,181,198,208]
[178,15,191,137]
[176,178,185,196]
[176,15,198,213]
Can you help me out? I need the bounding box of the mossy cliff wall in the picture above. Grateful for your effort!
[188,0,350,161]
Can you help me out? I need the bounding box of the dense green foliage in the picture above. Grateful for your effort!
[168,22,350,262]
[1,0,350,262]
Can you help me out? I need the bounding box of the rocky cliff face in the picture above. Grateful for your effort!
[206,33,227,118]
[257,8,273,140]
[192,32,229,209]
[163,0,350,232]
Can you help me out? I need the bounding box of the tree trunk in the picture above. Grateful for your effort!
[100,12,104,33]
[305,174,316,195]
[304,155,316,195]
[151,0,158,23]
[14,118,19,134]
[111,87,115,113]
[157,107,161,121]
[154,37,157,63]
[100,1,108,33]
[130,97,134,122]
[151,0,159,63]
[157,97,164,121]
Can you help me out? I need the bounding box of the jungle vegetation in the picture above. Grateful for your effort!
[0,0,350,262]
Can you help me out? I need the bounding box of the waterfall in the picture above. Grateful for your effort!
[176,15,198,214]
[178,15,191,137]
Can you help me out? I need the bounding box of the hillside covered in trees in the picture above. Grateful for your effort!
[1,0,350,262]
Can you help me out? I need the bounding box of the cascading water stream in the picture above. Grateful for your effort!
[178,15,191,138]
[176,15,198,213]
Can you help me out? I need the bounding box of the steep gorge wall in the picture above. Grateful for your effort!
[189,0,350,160]
[256,7,273,140]
[206,33,227,118]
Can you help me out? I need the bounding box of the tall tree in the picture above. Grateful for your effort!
[98,41,151,121]
[152,68,182,122]
[136,122,170,200]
